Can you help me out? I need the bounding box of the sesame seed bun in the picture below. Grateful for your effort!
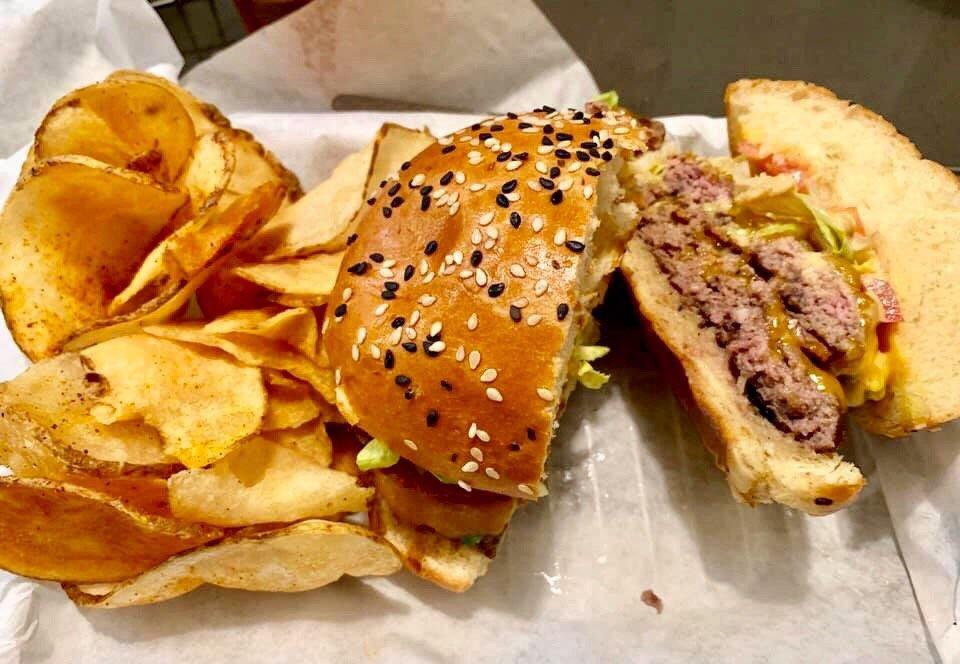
[324,108,664,499]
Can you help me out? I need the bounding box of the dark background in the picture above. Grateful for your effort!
[153,0,960,167]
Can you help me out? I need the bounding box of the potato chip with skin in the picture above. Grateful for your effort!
[0,477,221,584]
[204,307,318,359]
[178,130,236,218]
[263,380,321,431]
[266,420,334,467]
[107,70,227,135]
[168,434,370,527]
[0,155,188,359]
[230,251,344,301]
[32,78,196,182]
[63,519,401,608]
[81,334,267,469]
[270,293,329,308]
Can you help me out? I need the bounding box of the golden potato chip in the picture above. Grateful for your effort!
[81,335,267,468]
[0,477,220,583]
[251,123,434,259]
[266,420,334,466]
[0,353,173,471]
[107,70,228,135]
[168,434,370,526]
[195,268,273,319]
[270,294,329,308]
[179,130,236,216]
[222,128,303,208]
[263,380,322,430]
[0,155,187,359]
[204,307,318,359]
[230,251,343,301]
[64,519,400,607]
[33,78,195,182]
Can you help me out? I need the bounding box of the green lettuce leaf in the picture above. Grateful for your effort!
[356,438,399,471]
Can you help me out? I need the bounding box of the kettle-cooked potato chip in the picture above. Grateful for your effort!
[0,155,187,359]
[64,519,401,608]
[81,335,267,468]
[168,434,371,526]
[265,420,334,467]
[107,70,228,135]
[263,380,322,431]
[0,477,221,584]
[179,130,236,217]
[230,251,344,301]
[204,307,318,359]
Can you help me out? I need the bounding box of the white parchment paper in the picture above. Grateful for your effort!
[0,1,949,662]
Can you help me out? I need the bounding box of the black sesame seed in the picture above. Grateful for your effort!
[507,112,518,119]
[488,282,506,298]
[593,111,604,118]
[509,211,522,229]
[420,196,430,211]
[334,303,347,317]
[550,190,564,205]
[550,166,561,178]
[440,171,453,185]
[491,124,504,131]
[501,179,517,193]
[420,185,433,196]
[586,167,601,176]
[580,141,597,149]
[379,179,387,188]
[404,389,415,400]
[543,124,555,134]
[479,132,492,141]
[366,196,376,206]
[514,151,529,161]
[425,240,438,255]
[589,148,601,158]
[814,497,834,506]
[541,136,554,146]
[539,177,555,190]
[441,145,456,154]
[401,160,411,171]
[565,240,586,253]
[390,196,404,208]
[440,379,453,391]
[384,281,399,291]
[471,123,482,130]
[556,132,573,142]
[511,441,523,451]
[402,342,417,353]
[496,151,511,162]
[347,233,359,245]
[384,350,395,370]
[526,427,537,441]
[370,252,384,263]
[347,261,369,275]
[470,250,483,267]
[602,151,613,161]
[542,105,556,113]
[590,129,600,138]
[391,316,405,328]
[403,265,415,281]
[381,290,397,300]
[388,182,401,196]
[576,151,590,161]
[423,340,438,356]
[496,193,510,208]
[557,303,570,320]
[509,305,522,322]
[603,138,614,149]
[518,121,531,129]
[395,374,410,386]
[425,331,440,342]
[573,111,585,120]
[426,409,439,427]
[382,206,393,218]
[555,149,571,159]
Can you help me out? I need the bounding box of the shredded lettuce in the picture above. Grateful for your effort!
[356,438,399,471]
[461,535,484,546]
[738,192,854,260]
[575,345,610,362]
[578,361,610,389]
[592,90,620,108]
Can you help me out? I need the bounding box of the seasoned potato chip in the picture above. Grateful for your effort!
[270,294,329,308]
[107,70,228,135]
[205,307,318,359]
[222,128,303,207]
[251,123,434,259]
[168,434,370,526]
[179,130,236,216]
[230,252,343,301]
[81,335,267,468]
[0,155,187,359]
[263,380,322,430]
[0,477,220,583]
[33,78,195,182]
[195,268,272,319]
[266,420,334,467]
[64,519,401,607]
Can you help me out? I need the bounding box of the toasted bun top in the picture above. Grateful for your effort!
[324,107,661,498]
[725,79,960,435]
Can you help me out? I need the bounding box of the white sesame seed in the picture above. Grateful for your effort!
[614,126,630,134]
[485,467,501,479]
[599,129,609,141]
[438,136,452,145]
[470,447,484,462]
[436,194,449,207]
[406,327,417,340]
[356,327,367,344]
[467,313,479,330]
[469,157,482,165]
[419,295,437,307]
[419,259,429,275]
[527,180,542,191]
[535,279,549,296]
[501,142,512,152]
[468,150,481,160]
[553,229,567,245]
[531,216,546,232]
[410,310,421,326]
[522,126,539,133]
[475,269,488,287]
[568,161,582,173]
[484,137,497,148]
[512,297,529,308]
[351,345,359,362]
[537,387,555,401]
[480,368,498,383]
[468,422,477,438]
[506,160,522,171]
[424,272,437,285]
[404,439,418,450]
[374,303,389,316]
[527,314,543,326]
[461,461,479,473]
[335,368,341,385]
[379,268,394,278]
[486,387,503,402]
[460,269,474,279]
[458,480,472,492]
[470,183,486,192]
[518,483,534,496]
[470,138,480,146]
[428,341,446,353]
[478,211,494,226]
[383,259,397,268]
[535,161,548,174]
[484,238,496,250]
[583,185,594,200]
[322,317,330,334]
[449,202,460,216]
[432,188,446,200]
[455,171,466,184]
[506,192,520,202]
[430,321,443,336]
[476,429,491,442]
[370,344,381,360]
[486,227,499,239]
[510,264,526,278]
[537,145,554,155]
[471,229,483,245]
[389,327,402,345]
[459,135,472,142]
[452,250,463,264]
[558,178,573,191]
[469,350,481,370]
[456,346,466,362]
[526,255,538,267]
[342,287,353,302]
[558,140,572,148]
[448,191,460,204]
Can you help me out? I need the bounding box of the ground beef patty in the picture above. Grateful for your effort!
[635,165,859,451]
